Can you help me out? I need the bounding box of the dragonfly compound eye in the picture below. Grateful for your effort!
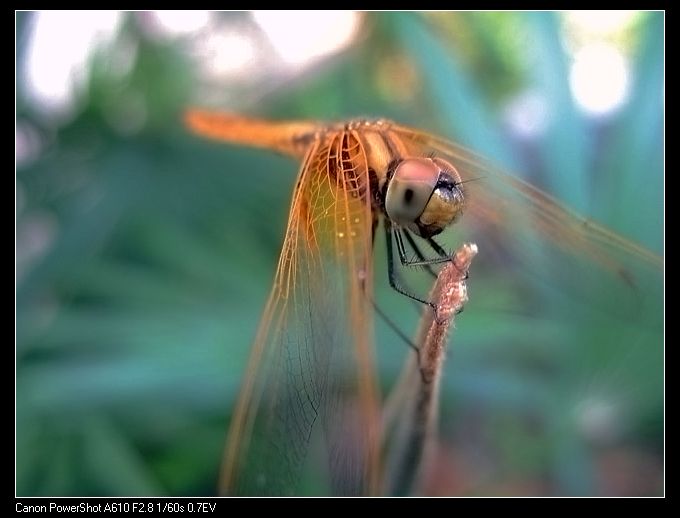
[385,158,464,237]
[418,163,465,238]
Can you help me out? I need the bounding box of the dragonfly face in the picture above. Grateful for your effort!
[383,157,465,238]
[184,110,662,496]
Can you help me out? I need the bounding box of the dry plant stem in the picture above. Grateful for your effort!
[383,243,478,496]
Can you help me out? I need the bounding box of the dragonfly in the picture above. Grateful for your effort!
[184,110,662,496]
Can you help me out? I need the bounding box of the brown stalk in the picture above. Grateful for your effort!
[383,243,478,496]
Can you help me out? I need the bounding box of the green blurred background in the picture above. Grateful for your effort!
[16,11,663,496]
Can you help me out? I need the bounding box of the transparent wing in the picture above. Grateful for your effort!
[389,124,663,314]
[389,124,663,441]
[392,124,662,272]
[221,132,381,496]
[381,124,662,482]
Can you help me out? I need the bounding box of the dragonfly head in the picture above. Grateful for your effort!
[385,157,465,238]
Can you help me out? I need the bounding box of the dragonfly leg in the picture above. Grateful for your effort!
[400,230,438,279]
[395,232,450,268]
[399,231,471,318]
[371,298,431,384]
[371,298,421,358]
[385,220,435,310]
[425,236,469,280]
[424,235,448,257]
[396,232,469,281]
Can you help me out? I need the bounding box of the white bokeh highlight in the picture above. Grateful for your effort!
[22,11,123,119]
[569,43,630,116]
[252,11,360,67]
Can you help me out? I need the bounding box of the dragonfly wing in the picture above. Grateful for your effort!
[389,125,662,463]
[390,124,662,295]
[222,132,381,495]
